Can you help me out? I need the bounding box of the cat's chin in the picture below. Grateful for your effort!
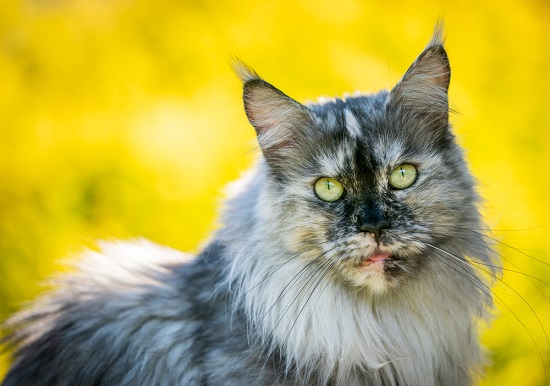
[359,262,402,294]
[336,248,407,294]
[346,267,394,294]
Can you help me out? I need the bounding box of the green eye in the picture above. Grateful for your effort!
[314,178,344,202]
[389,164,418,189]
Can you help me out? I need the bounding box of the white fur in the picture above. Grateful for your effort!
[344,108,363,138]
[227,238,485,385]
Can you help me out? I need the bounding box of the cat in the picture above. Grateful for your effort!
[1,28,499,386]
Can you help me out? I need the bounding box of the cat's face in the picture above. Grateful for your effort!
[241,38,483,294]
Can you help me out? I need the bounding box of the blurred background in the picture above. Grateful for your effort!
[0,0,548,384]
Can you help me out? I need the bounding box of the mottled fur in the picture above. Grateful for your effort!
[2,30,499,385]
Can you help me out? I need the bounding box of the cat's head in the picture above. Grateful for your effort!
[238,31,486,294]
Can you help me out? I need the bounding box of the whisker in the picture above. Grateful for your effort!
[283,254,342,337]
[254,247,339,328]
[426,245,549,386]
[231,246,321,302]
[224,245,339,384]
[262,250,346,385]
[429,228,550,301]
[444,225,550,268]
[215,247,329,386]
[271,251,339,334]
[428,231,550,287]
[426,246,540,333]
[257,254,341,384]
[485,223,550,233]
[437,222,550,233]
[426,243,549,345]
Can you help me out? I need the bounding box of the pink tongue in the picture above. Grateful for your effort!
[367,251,391,262]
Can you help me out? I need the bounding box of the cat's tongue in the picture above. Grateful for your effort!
[362,251,391,267]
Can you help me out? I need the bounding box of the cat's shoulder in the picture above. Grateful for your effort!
[13,238,197,321]
[67,238,194,287]
[1,240,203,385]
[42,239,197,305]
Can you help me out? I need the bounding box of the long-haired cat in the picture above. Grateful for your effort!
[1,28,499,386]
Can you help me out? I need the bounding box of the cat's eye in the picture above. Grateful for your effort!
[314,178,344,202]
[389,164,417,189]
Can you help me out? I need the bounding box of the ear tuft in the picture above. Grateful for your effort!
[389,25,450,120]
[232,59,262,84]
[427,21,445,51]
[234,62,311,162]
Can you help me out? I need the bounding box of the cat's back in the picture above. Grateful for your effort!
[1,240,214,386]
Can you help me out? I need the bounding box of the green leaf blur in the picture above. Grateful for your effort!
[0,1,548,384]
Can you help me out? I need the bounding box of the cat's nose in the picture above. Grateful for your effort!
[356,213,391,239]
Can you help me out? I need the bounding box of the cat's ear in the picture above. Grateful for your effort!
[236,64,312,163]
[388,28,450,128]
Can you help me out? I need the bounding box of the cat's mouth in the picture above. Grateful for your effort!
[360,249,395,268]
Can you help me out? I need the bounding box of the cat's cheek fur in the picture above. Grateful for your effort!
[254,183,326,260]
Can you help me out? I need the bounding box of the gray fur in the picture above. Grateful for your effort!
[2,29,499,386]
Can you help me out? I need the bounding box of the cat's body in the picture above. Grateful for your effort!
[2,30,499,386]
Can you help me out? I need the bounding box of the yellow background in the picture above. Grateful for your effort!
[0,0,549,384]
